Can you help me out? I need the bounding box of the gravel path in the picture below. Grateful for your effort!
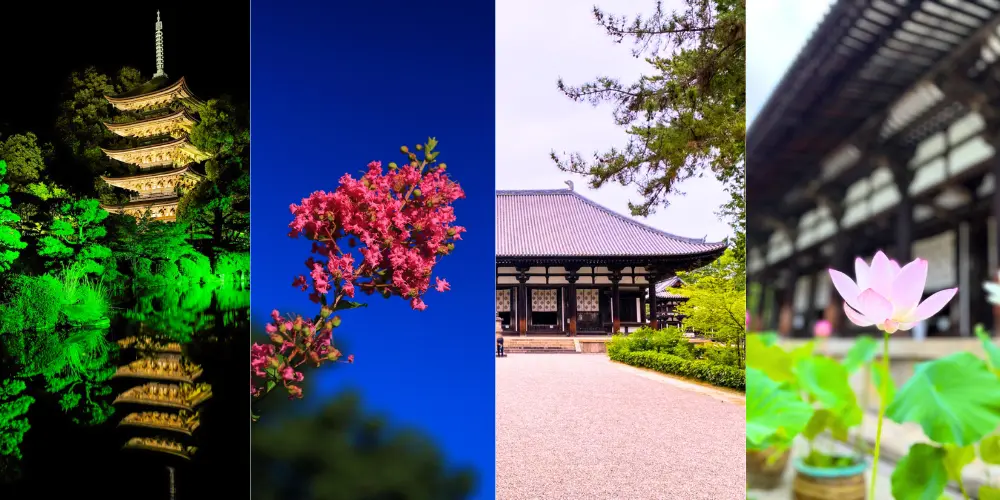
[496,354,746,500]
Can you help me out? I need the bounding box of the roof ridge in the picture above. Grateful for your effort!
[494,189,725,247]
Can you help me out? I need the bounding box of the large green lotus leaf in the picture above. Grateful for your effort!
[981,485,1000,500]
[746,334,795,383]
[746,367,813,450]
[872,361,896,407]
[975,327,1000,372]
[802,408,849,442]
[980,434,1000,465]
[886,352,1000,446]
[942,444,974,482]
[842,335,878,373]
[890,443,948,500]
[794,355,862,427]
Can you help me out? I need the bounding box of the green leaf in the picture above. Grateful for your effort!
[942,444,974,482]
[981,485,1000,500]
[842,335,877,373]
[746,334,812,384]
[890,443,948,500]
[980,434,1000,465]
[872,361,896,407]
[975,326,1000,371]
[886,352,1000,445]
[802,409,849,442]
[334,300,367,311]
[794,355,862,427]
[745,367,813,450]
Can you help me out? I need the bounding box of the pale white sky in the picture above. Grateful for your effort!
[746,0,834,124]
[495,0,732,243]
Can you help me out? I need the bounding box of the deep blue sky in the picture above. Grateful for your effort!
[251,0,496,497]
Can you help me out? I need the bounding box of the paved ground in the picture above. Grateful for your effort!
[496,354,746,500]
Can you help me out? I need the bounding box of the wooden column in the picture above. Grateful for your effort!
[647,275,659,329]
[888,151,916,263]
[970,217,992,332]
[516,267,528,336]
[610,269,622,334]
[566,270,579,336]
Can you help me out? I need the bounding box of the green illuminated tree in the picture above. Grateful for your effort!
[0,160,26,274]
[54,66,143,201]
[552,0,746,266]
[675,249,745,367]
[43,328,116,426]
[252,392,476,500]
[180,98,251,260]
[0,133,49,187]
[37,199,112,278]
[0,378,33,482]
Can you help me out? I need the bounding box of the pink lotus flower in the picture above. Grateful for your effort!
[829,251,957,334]
[813,319,832,338]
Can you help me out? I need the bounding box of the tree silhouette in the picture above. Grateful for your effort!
[251,392,476,500]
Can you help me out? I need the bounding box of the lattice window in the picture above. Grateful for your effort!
[496,289,511,313]
[577,289,599,312]
[532,289,558,312]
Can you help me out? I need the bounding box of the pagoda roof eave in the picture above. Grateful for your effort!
[103,109,198,135]
[105,76,198,104]
[100,165,202,185]
[100,137,187,156]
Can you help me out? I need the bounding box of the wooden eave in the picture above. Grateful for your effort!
[103,109,198,137]
[105,77,198,106]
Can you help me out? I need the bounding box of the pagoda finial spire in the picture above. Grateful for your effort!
[153,10,167,79]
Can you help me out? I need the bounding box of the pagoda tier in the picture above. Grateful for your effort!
[114,382,212,410]
[100,164,203,194]
[101,138,210,170]
[119,410,200,435]
[104,109,198,139]
[102,198,181,222]
[105,77,202,112]
[114,354,203,383]
[123,437,197,460]
[117,336,183,354]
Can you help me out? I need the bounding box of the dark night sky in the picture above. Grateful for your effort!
[0,0,249,141]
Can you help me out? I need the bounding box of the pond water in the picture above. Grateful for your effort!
[0,286,248,500]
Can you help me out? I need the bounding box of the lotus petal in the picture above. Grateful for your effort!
[869,252,894,298]
[858,288,892,324]
[844,303,875,327]
[892,259,927,314]
[855,257,871,291]
[830,269,863,311]
[912,288,959,322]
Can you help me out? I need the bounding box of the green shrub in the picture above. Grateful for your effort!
[608,348,745,390]
[695,343,741,367]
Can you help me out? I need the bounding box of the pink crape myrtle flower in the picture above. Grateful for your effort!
[813,319,832,338]
[829,251,957,334]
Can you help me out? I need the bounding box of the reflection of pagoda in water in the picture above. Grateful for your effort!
[114,322,211,461]
[99,11,209,222]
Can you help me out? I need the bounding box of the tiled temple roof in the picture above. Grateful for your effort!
[496,190,727,258]
[654,276,687,299]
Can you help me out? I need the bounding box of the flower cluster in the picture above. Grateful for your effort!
[288,139,465,311]
[250,309,353,400]
[251,140,463,413]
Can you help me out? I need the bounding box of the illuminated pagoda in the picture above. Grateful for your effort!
[496,187,726,335]
[100,11,210,222]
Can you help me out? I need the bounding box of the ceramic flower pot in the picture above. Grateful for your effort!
[746,448,790,490]
[791,458,866,500]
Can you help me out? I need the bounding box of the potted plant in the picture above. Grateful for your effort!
[745,333,813,490]
[788,347,872,500]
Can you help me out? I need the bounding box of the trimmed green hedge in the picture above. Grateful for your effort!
[609,348,745,391]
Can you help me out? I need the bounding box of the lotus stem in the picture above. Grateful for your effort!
[869,332,890,499]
